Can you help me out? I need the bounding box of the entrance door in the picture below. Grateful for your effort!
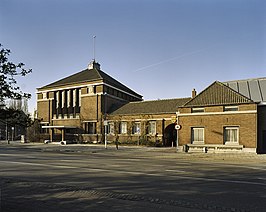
[164,124,176,147]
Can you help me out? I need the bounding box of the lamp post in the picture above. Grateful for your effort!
[11,126,14,141]
[6,119,8,144]
[104,92,107,149]
[175,112,180,152]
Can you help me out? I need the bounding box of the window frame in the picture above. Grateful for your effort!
[132,122,141,135]
[84,122,96,134]
[224,105,239,112]
[120,122,127,134]
[191,127,205,144]
[224,126,239,145]
[148,121,156,135]
[191,107,205,113]
[108,122,115,135]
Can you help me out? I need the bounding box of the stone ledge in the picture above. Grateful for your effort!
[184,144,244,153]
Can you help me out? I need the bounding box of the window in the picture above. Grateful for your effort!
[132,122,141,134]
[192,127,204,144]
[120,122,127,134]
[224,127,239,144]
[88,85,95,94]
[84,122,96,134]
[108,122,114,134]
[224,106,238,112]
[148,121,156,135]
[42,92,47,99]
[192,107,204,113]
[78,89,81,107]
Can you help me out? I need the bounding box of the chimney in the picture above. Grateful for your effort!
[192,88,197,98]
[88,60,101,70]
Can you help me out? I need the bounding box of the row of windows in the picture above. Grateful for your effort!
[108,121,156,135]
[192,106,239,113]
[192,127,239,144]
[83,121,157,135]
[54,89,81,109]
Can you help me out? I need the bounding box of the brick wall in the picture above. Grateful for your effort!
[178,103,257,148]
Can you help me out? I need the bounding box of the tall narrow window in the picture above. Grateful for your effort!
[192,127,204,144]
[73,89,76,107]
[108,122,114,134]
[132,122,141,135]
[67,90,70,107]
[62,90,65,108]
[120,122,127,134]
[79,89,81,106]
[84,122,96,134]
[224,127,239,144]
[148,121,156,135]
[56,91,59,108]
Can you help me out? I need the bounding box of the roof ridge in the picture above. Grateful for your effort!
[38,68,89,89]
[94,68,104,80]
[129,97,191,104]
[183,81,253,107]
[183,81,218,106]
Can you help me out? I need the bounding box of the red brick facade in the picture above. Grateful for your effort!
[178,103,257,149]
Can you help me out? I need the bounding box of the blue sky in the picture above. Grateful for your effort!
[1,0,265,114]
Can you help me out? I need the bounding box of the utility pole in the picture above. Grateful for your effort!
[104,92,107,149]
[6,119,9,144]
[175,112,180,152]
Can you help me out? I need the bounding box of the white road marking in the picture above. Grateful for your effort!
[0,161,77,169]
[165,169,186,173]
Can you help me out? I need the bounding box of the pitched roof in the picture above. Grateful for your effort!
[111,98,191,115]
[183,81,253,107]
[38,65,142,98]
[223,77,266,102]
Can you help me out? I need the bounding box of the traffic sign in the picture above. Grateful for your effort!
[175,124,181,130]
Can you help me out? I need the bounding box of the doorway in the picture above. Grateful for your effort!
[164,123,176,147]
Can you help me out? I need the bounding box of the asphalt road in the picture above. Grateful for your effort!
[0,143,266,212]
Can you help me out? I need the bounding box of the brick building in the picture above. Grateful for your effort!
[36,61,142,143]
[37,61,266,152]
[178,78,266,153]
[107,98,191,147]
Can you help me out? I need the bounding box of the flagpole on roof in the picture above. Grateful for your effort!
[93,35,96,61]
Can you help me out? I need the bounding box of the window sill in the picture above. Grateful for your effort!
[224,142,239,145]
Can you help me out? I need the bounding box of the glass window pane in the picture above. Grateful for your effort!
[192,128,204,143]
[224,127,239,143]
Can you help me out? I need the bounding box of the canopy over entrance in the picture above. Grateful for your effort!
[42,125,77,142]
